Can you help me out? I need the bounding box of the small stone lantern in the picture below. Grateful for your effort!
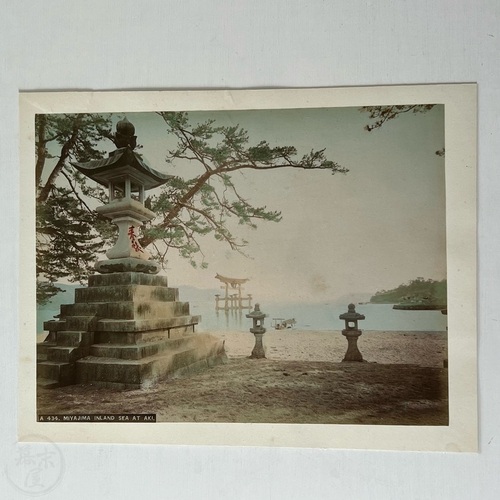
[246,303,266,359]
[339,303,365,362]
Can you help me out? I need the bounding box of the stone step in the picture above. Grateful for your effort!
[90,336,194,360]
[37,378,60,389]
[37,361,75,386]
[94,315,200,333]
[76,355,163,388]
[64,315,100,331]
[43,319,67,332]
[95,326,194,345]
[76,334,226,389]
[37,353,48,362]
[47,346,82,363]
[89,272,169,288]
[75,284,179,304]
[37,342,57,361]
[105,300,190,320]
[56,330,94,347]
[60,303,101,317]
[61,300,190,321]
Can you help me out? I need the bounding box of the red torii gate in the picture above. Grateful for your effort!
[215,273,253,311]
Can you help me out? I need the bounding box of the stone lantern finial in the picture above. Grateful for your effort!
[114,117,137,149]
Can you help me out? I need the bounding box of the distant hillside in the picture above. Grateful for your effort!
[42,283,78,307]
[333,292,373,306]
[370,278,447,306]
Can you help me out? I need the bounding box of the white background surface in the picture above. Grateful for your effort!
[1,1,498,499]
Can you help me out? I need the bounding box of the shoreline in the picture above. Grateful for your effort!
[36,329,448,368]
[208,329,447,368]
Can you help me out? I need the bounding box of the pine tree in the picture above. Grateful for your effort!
[36,112,347,303]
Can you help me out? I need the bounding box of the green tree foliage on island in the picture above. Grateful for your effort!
[36,112,347,304]
[370,277,447,306]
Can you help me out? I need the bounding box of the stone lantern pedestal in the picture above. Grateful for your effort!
[251,333,265,359]
[94,197,160,274]
[341,329,363,362]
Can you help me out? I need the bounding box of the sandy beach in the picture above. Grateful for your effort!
[211,329,447,368]
[37,329,448,425]
[36,328,448,367]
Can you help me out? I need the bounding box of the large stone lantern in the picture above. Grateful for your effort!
[72,118,171,274]
[37,118,227,389]
[339,303,365,362]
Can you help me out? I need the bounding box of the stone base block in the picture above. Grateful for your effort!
[95,324,197,344]
[88,272,168,287]
[74,284,179,304]
[37,360,75,386]
[76,333,227,389]
[37,271,210,389]
[95,257,161,275]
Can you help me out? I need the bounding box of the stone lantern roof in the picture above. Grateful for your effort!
[72,147,171,191]
[339,303,366,332]
[246,303,266,321]
[72,117,171,192]
[339,303,365,322]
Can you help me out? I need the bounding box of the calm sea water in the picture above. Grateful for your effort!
[192,301,447,333]
[37,294,447,334]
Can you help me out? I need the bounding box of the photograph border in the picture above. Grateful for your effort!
[19,84,477,451]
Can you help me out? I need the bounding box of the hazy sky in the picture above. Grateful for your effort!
[67,105,447,303]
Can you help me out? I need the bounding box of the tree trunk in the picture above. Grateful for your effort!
[37,119,81,203]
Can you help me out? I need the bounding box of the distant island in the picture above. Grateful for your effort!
[370,278,447,310]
